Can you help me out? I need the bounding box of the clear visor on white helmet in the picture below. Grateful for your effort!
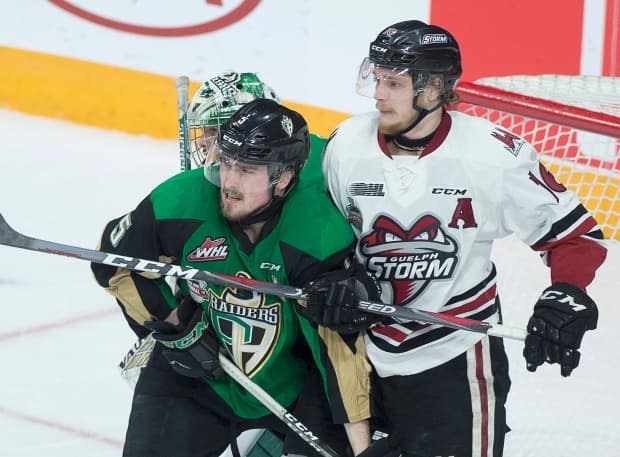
[203,141,288,197]
[355,57,412,98]
[188,124,220,168]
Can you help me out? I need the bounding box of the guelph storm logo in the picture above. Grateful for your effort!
[360,214,458,305]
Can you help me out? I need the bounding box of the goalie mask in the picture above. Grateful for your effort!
[357,20,462,100]
[186,72,279,168]
[204,98,310,225]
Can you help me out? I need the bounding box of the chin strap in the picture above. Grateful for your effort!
[389,96,439,152]
[235,170,300,226]
[236,194,286,226]
[392,92,444,146]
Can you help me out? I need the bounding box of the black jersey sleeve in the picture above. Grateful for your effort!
[280,239,356,287]
[91,196,182,333]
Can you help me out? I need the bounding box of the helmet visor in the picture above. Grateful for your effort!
[204,141,288,194]
[356,57,411,98]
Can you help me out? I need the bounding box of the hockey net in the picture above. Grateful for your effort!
[454,75,620,242]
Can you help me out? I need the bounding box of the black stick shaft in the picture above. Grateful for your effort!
[0,212,526,342]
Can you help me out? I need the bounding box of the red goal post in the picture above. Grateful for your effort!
[454,75,620,242]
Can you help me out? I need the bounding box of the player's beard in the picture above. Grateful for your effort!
[220,188,271,222]
[220,188,249,222]
[377,108,418,136]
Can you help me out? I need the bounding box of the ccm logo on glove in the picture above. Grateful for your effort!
[523,283,598,377]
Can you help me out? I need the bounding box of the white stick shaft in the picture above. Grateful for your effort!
[175,75,191,171]
[487,324,528,341]
[175,76,190,117]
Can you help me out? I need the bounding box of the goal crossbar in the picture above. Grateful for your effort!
[456,80,620,138]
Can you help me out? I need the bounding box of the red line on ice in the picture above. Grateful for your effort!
[0,405,123,447]
[0,308,117,342]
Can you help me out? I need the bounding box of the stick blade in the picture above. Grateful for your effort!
[0,212,23,247]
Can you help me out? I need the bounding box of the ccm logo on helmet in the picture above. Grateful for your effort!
[223,134,242,146]
[422,34,448,44]
[371,44,387,53]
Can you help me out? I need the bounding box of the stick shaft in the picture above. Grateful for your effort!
[218,355,340,457]
[0,212,526,341]
[175,75,191,171]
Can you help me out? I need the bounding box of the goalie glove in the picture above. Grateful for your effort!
[146,304,224,381]
[523,283,598,377]
[298,264,383,334]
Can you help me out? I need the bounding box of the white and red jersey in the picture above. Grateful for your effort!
[323,109,606,377]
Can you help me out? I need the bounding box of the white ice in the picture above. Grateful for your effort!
[0,109,618,457]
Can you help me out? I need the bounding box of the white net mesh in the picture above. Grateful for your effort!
[475,75,620,117]
[455,75,620,241]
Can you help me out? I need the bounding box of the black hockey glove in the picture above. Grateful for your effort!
[523,283,598,377]
[299,264,383,334]
[146,302,224,381]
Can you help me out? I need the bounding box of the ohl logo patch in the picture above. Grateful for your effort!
[360,214,459,305]
[188,236,230,262]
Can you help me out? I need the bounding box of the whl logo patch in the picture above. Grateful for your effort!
[188,236,230,262]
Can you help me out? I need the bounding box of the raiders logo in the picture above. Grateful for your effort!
[206,273,281,377]
[281,115,293,137]
[360,214,459,305]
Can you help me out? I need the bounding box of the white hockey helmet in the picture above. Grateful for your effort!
[186,72,279,168]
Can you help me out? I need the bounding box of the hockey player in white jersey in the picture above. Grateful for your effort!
[315,20,606,457]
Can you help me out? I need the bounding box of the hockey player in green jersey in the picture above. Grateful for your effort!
[91,97,378,457]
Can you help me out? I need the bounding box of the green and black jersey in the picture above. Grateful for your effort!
[298,134,327,188]
[91,137,368,420]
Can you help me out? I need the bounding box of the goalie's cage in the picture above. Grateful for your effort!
[454,75,620,242]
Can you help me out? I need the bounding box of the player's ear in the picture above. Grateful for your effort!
[424,75,444,101]
[274,169,294,196]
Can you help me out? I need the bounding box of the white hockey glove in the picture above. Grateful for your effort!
[523,283,598,377]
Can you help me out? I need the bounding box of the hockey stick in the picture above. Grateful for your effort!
[0,212,527,341]
[176,75,191,171]
[218,351,340,457]
[117,335,340,457]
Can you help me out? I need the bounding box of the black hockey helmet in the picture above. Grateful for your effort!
[218,98,310,178]
[205,99,310,225]
[368,20,462,91]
